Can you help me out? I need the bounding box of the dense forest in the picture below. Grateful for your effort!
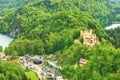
[0,61,28,80]
[0,0,120,80]
[57,44,120,79]
[1,0,109,55]
[0,0,27,16]
[105,27,120,48]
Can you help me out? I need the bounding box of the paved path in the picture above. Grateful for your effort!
[33,64,45,80]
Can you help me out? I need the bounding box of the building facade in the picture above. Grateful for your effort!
[80,29,97,46]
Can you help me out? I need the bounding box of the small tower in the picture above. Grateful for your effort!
[80,29,97,46]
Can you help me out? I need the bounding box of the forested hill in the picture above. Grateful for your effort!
[108,0,119,2]
[1,0,120,79]
[105,27,120,48]
[0,0,117,55]
[0,0,119,53]
[0,0,34,16]
[0,0,118,37]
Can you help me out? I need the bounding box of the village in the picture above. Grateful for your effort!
[0,29,97,80]
[0,52,65,80]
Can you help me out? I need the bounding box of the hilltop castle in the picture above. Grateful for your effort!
[80,29,97,46]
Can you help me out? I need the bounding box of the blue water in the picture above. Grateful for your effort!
[0,33,14,50]
[104,23,120,30]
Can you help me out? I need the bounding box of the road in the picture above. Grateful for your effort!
[33,64,46,80]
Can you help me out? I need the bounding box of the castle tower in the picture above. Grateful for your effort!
[80,29,97,46]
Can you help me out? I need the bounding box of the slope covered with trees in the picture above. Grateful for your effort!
[0,0,120,80]
[0,0,117,56]
[1,0,108,56]
[0,0,35,16]
[104,1,120,48]
[105,27,120,48]
[56,44,120,79]
[0,0,117,33]
[0,61,28,80]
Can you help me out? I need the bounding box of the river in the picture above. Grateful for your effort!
[0,33,14,51]
[104,23,120,30]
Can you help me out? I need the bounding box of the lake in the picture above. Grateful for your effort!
[0,33,14,51]
[104,23,120,30]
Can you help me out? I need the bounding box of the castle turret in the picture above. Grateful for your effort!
[80,29,97,46]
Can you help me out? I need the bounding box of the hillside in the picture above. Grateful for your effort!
[0,0,34,16]
[0,0,120,80]
[0,0,108,55]
[0,0,117,37]
[105,27,120,48]
[0,61,28,80]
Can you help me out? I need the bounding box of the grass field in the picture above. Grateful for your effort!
[25,71,39,80]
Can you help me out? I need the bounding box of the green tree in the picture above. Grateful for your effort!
[12,51,18,59]
[0,46,3,52]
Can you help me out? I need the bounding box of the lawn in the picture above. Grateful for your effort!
[25,71,39,80]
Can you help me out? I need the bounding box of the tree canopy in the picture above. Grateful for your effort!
[0,0,120,80]
[0,61,28,80]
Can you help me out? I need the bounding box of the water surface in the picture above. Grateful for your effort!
[0,33,14,51]
[104,23,120,30]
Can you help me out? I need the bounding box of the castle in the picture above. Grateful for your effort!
[80,29,97,46]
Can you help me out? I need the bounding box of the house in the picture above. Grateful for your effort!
[0,52,6,59]
[47,61,62,69]
[56,76,65,80]
[43,67,62,78]
[46,74,53,80]
[80,29,97,46]
[7,56,14,61]
[79,58,88,67]
[31,55,44,64]
[33,59,42,64]
[0,53,4,58]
